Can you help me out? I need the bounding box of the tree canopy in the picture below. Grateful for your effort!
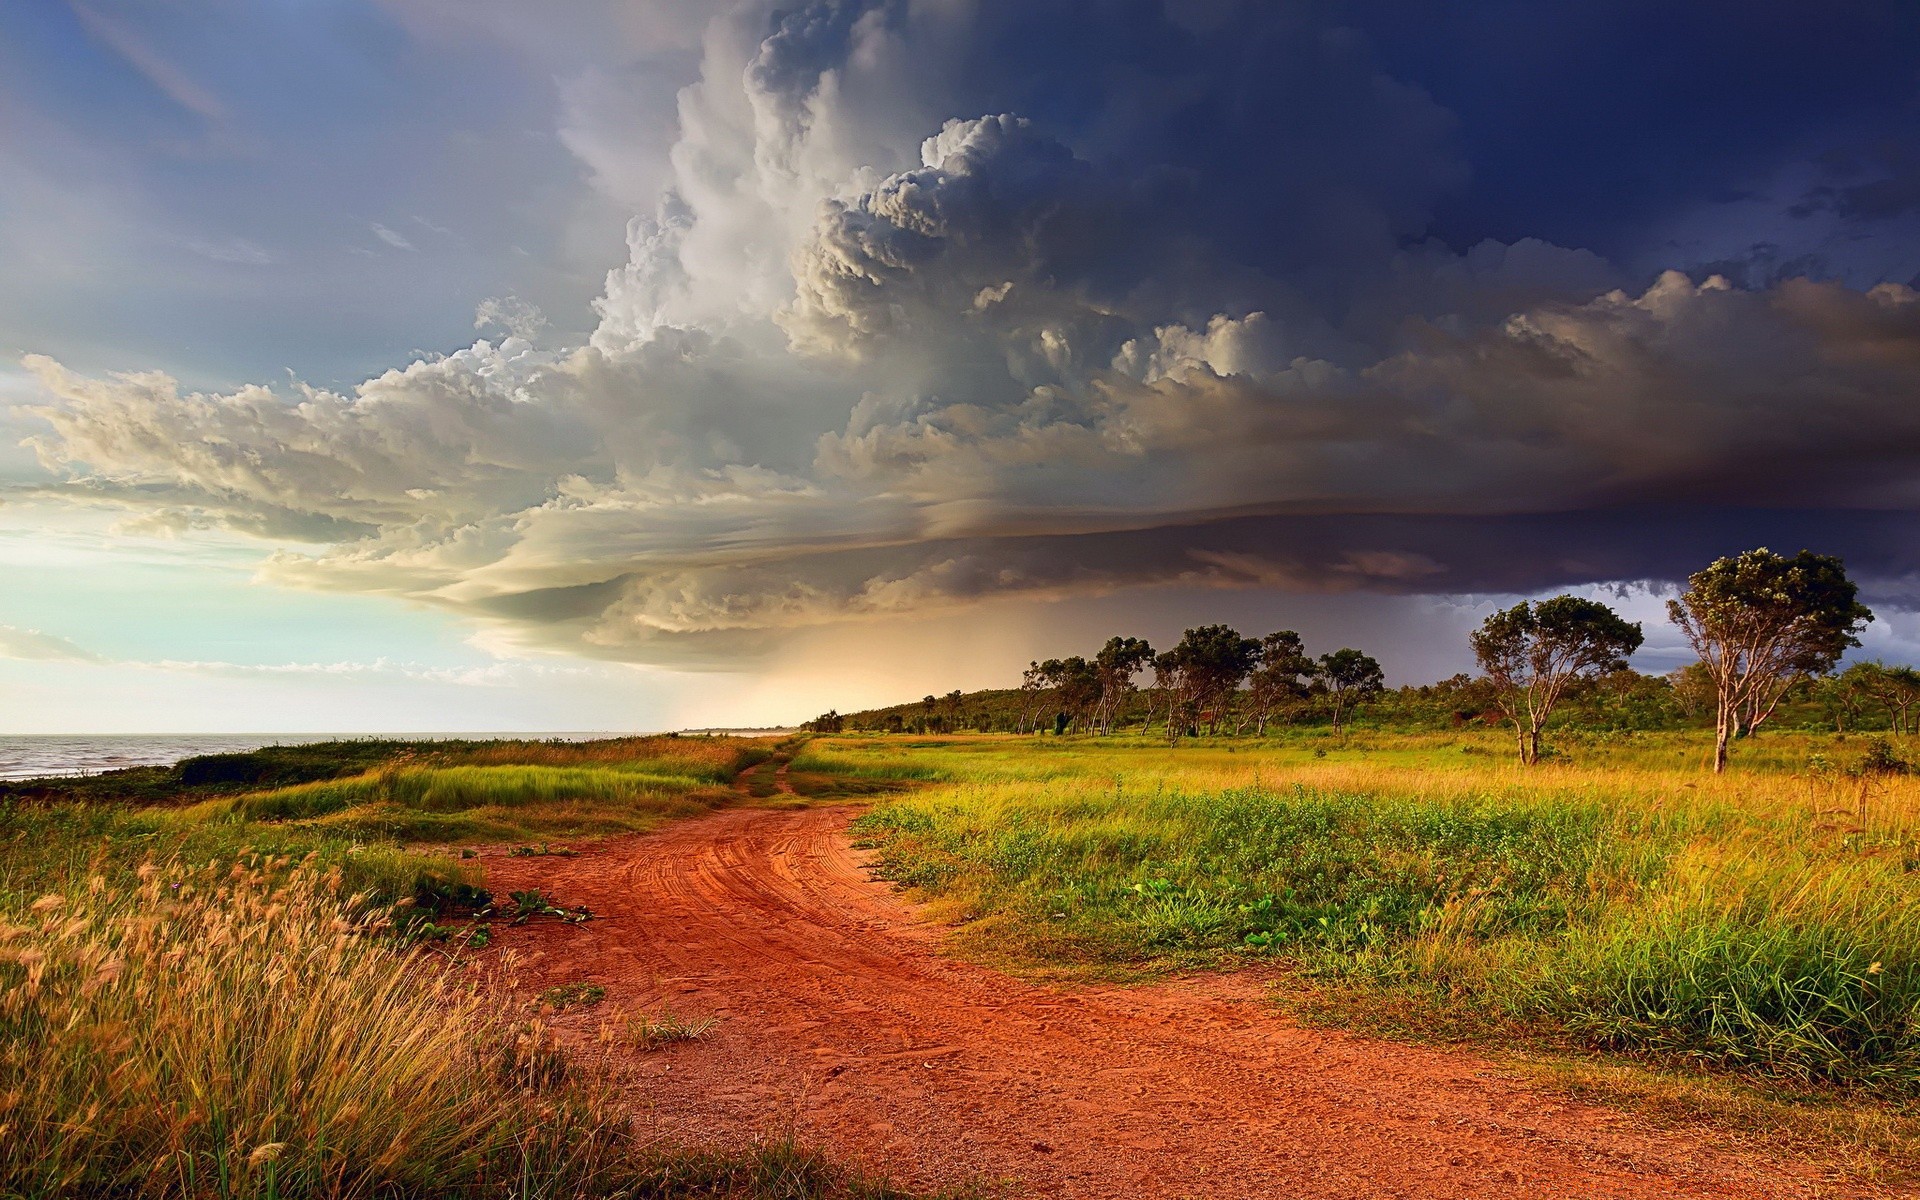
[1317,648,1384,733]
[1668,548,1871,771]
[1470,595,1643,763]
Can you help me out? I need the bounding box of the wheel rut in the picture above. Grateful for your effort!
[482,803,1830,1199]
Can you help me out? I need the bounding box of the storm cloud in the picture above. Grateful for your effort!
[18,1,1920,667]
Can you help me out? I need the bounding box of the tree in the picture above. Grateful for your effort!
[1470,596,1644,764]
[804,710,845,733]
[1317,648,1383,734]
[1246,631,1314,734]
[1668,548,1872,772]
[1015,662,1047,733]
[1091,637,1154,734]
[920,694,937,732]
[1666,662,1714,720]
[1036,657,1100,733]
[1156,625,1260,739]
[1847,661,1920,734]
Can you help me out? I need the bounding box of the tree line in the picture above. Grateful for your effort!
[806,547,1876,773]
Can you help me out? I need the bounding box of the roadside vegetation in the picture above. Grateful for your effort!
[841,729,1920,1173]
[0,733,952,1200]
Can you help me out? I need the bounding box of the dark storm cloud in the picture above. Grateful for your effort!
[18,0,1920,666]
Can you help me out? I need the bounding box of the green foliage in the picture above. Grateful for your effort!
[3,735,765,812]
[1670,548,1872,677]
[508,888,592,926]
[1472,596,1645,762]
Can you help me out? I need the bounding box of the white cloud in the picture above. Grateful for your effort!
[371,223,417,252]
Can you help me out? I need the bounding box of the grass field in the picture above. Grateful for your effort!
[0,734,958,1200]
[836,728,1920,1167]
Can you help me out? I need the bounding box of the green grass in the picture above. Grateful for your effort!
[0,736,769,910]
[199,763,725,841]
[846,730,1920,1095]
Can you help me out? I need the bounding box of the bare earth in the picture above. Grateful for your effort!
[485,779,1834,1199]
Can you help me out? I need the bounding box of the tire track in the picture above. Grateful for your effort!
[483,804,1827,1199]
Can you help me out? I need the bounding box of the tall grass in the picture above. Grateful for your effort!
[2,859,610,1198]
[0,859,937,1200]
[848,730,1920,1091]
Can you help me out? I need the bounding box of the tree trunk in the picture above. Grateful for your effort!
[1713,701,1732,773]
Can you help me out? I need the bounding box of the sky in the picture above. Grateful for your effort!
[4,0,1920,733]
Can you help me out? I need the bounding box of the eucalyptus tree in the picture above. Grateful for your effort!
[1668,548,1871,772]
[1246,630,1314,735]
[1015,661,1047,733]
[1846,661,1920,734]
[1037,656,1101,733]
[1470,596,1644,764]
[1091,636,1154,734]
[1316,648,1384,734]
[1155,625,1261,740]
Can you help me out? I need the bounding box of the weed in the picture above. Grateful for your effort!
[627,1007,722,1049]
[539,981,608,1010]
[509,888,592,926]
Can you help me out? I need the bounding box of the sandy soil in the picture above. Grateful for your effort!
[482,779,1836,1199]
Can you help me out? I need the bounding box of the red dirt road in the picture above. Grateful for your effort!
[485,801,1832,1199]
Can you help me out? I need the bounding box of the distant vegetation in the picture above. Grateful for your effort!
[810,547,1876,774]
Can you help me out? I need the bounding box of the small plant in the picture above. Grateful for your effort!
[412,876,492,913]
[538,982,607,1010]
[508,888,592,926]
[627,1008,721,1050]
[1852,738,1909,777]
[508,843,578,857]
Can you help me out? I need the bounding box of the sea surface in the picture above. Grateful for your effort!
[0,732,636,782]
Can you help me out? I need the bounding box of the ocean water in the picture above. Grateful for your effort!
[0,732,631,782]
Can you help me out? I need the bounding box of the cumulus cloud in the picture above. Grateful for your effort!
[19,1,1920,667]
[474,295,551,341]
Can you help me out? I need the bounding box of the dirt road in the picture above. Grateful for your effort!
[485,800,1828,1199]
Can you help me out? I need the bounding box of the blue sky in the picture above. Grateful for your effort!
[5,1,1920,732]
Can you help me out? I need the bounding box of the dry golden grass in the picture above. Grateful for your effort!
[0,854,948,1200]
